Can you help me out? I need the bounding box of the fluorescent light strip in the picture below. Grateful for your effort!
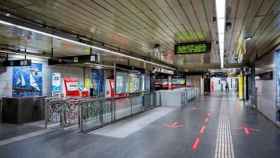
[215,0,226,68]
[0,19,175,70]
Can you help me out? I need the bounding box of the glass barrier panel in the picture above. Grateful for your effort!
[131,96,144,114]
[115,97,131,120]
[81,101,102,131]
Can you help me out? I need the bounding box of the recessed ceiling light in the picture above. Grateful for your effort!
[215,0,226,69]
[245,36,253,41]
[245,33,253,41]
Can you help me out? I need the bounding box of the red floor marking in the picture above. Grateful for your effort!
[244,127,250,135]
[192,107,198,111]
[200,126,206,134]
[248,128,260,132]
[164,121,184,128]
[204,118,209,123]
[192,137,200,151]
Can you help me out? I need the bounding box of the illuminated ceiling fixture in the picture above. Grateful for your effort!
[0,19,175,70]
[153,44,161,59]
[245,37,252,41]
[245,33,253,41]
[215,0,226,68]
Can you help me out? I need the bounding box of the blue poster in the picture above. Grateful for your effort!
[12,63,43,97]
[275,51,280,107]
[51,73,61,96]
[92,69,104,96]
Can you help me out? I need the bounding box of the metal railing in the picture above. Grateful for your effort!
[45,97,66,128]
[80,92,153,132]
[45,96,84,128]
[44,88,199,132]
[44,92,154,130]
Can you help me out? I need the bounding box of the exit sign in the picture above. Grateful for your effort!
[175,42,210,54]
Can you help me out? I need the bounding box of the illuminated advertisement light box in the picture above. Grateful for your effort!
[175,42,210,54]
[64,77,80,96]
[51,73,62,96]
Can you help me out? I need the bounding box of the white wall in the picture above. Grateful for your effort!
[255,47,279,125]
[256,79,276,122]
[0,67,12,97]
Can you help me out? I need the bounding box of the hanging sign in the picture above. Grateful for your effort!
[175,42,210,54]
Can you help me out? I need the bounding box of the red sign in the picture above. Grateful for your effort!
[64,77,80,96]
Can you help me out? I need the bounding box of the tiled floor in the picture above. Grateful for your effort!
[0,123,43,141]
[0,94,279,158]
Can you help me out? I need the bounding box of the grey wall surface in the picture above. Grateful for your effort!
[256,80,276,122]
[255,47,279,125]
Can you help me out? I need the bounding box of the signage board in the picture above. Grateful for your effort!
[64,77,80,96]
[2,59,31,66]
[48,55,99,65]
[175,42,210,54]
[152,67,174,75]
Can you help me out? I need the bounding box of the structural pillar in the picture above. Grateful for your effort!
[238,72,244,100]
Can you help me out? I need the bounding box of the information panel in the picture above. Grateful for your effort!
[175,42,210,54]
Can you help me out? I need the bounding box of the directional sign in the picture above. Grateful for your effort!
[164,121,184,128]
[2,59,31,66]
[175,42,210,54]
[48,54,99,65]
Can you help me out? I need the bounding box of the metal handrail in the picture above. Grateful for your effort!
[79,92,152,132]
[44,91,149,129]
[78,91,149,104]
[44,88,199,131]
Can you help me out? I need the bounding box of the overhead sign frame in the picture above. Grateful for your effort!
[2,59,32,66]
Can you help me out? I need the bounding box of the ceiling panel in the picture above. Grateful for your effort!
[2,0,280,69]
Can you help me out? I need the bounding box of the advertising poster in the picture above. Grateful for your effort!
[84,78,92,89]
[64,77,80,96]
[51,73,61,96]
[275,50,280,108]
[128,73,140,93]
[12,63,42,97]
[92,69,104,96]
[116,72,128,94]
